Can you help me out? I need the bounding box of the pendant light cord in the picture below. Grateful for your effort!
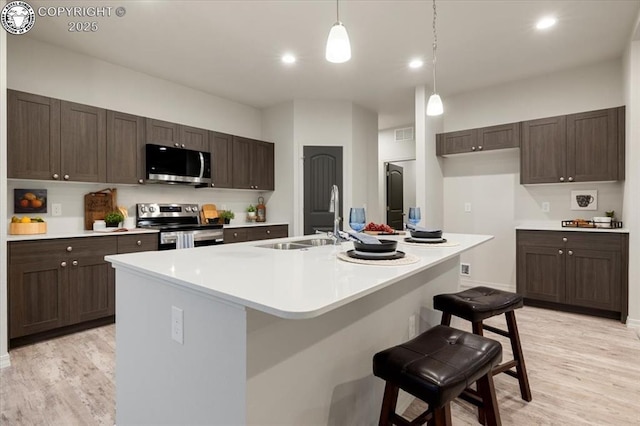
[336,0,340,23]
[431,0,438,93]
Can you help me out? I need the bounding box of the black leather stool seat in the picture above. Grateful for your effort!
[434,286,523,323]
[373,325,502,408]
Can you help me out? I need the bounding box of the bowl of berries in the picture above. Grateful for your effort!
[363,222,398,235]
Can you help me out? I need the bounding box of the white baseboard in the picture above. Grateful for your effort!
[459,279,515,293]
[626,318,640,329]
[0,353,11,369]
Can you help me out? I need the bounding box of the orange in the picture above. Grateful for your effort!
[19,199,29,208]
[30,199,43,208]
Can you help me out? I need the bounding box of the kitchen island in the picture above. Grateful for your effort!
[106,232,492,425]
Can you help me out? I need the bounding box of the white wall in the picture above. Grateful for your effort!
[352,103,380,224]
[379,125,416,161]
[622,29,640,326]
[1,29,9,367]
[439,59,627,295]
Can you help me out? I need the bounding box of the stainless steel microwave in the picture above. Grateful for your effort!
[145,144,211,185]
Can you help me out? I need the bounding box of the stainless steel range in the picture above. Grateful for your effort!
[136,203,224,250]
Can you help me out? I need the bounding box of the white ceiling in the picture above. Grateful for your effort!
[23,0,640,129]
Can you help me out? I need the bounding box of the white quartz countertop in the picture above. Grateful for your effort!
[516,222,629,233]
[106,233,492,319]
[223,222,288,229]
[7,228,159,241]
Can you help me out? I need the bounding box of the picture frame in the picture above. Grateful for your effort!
[570,189,597,211]
[14,189,47,214]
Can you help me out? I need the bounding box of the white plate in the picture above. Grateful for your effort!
[354,249,397,258]
[410,237,445,242]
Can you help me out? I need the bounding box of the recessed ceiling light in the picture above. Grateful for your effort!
[409,59,424,69]
[282,54,296,64]
[536,16,557,30]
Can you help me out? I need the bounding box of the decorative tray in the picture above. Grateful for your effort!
[561,220,623,228]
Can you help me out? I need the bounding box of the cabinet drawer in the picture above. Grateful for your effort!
[117,234,159,253]
[9,237,117,264]
[224,228,249,243]
[248,225,288,241]
[516,230,563,248]
[563,232,622,251]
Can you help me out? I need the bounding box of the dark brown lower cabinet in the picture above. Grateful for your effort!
[516,230,628,322]
[8,234,158,346]
[224,225,288,244]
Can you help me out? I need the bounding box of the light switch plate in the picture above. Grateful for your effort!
[464,203,472,213]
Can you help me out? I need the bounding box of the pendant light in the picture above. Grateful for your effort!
[325,0,351,63]
[426,0,443,116]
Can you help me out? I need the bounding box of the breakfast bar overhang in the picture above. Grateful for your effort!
[106,233,492,425]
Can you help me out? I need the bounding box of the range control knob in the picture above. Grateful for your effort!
[149,206,156,212]
[140,206,148,213]
[192,205,198,211]
[185,206,191,212]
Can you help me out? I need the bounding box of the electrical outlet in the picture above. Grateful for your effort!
[460,263,471,276]
[51,203,62,216]
[171,306,184,344]
[542,202,550,213]
[408,314,417,338]
[464,202,472,213]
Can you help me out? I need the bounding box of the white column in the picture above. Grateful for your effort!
[0,29,10,369]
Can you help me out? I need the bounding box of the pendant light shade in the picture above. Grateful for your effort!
[426,0,443,116]
[427,93,443,116]
[326,0,351,63]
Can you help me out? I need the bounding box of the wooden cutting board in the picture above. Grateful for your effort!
[84,188,116,230]
[201,204,218,224]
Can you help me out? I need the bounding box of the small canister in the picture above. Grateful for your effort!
[93,220,106,231]
[256,196,266,222]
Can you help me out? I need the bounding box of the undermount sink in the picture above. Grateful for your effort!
[257,238,335,250]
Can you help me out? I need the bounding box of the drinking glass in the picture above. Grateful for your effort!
[408,207,421,226]
[349,208,366,232]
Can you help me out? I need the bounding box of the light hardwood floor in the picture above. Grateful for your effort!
[0,307,639,425]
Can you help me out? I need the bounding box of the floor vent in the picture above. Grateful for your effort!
[394,127,414,142]
[460,263,471,276]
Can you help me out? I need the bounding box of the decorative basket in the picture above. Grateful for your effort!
[9,222,47,235]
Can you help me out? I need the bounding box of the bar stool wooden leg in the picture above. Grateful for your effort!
[440,312,452,326]
[477,374,502,426]
[379,382,399,426]
[505,311,532,402]
[429,404,452,426]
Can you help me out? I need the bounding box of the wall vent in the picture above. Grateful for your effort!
[460,263,471,276]
[394,127,414,142]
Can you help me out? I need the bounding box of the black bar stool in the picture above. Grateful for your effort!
[434,286,532,402]
[373,325,503,426]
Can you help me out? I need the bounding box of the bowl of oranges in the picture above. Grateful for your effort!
[9,216,47,235]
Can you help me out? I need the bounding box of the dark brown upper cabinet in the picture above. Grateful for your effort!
[209,131,234,188]
[60,101,107,182]
[107,110,145,184]
[521,107,624,184]
[8,90,61,180]
[232,136,274,191]
[146,118,209,151]
[436,122,519,155]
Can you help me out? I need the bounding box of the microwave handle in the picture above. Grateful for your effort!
[199,152,204,178]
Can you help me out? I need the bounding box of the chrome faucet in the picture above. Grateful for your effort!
[328,184,346,244]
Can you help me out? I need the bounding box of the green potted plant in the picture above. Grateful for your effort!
[219,210,235,224]
[246,204,256,222]
[104,211,124,228]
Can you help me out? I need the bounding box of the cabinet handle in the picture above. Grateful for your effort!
[471,146,476,151]
[233,232,238,237]
[66,246,73,252]
[52,173,60,180]
[181,143,185,148]
[61,261,67,267]
[138,179,144,184]
[568,176,574,182]
[255,185,258,189]
[266,230,271,235]
[559,177,565,182]
[72,260,78,266]
[562,237,568,242]
[568,250,573,256]
[137,240,142,246]
[174,143,180,147]
[211,183,215,187]
[558,250,563,255]
[63,174,70,180]
[478,146,483,150]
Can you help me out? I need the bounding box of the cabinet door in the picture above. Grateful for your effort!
[439,129,476,154]
[180,125,209,151]
[7,90,61,180]
[253,141,274,191]
[520,116,566,184]
[566,108,618,182]
[210,132,233,188]
[565,248,621,312]
[68,256,115,323]
[477,123,520,151]
[60,101,107,182]
[117,234,159,253]
[107,110,145,184]
[9,260,68,338]
[232,136,253,189]
[146,118,179,148]
[517,243,564,303]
